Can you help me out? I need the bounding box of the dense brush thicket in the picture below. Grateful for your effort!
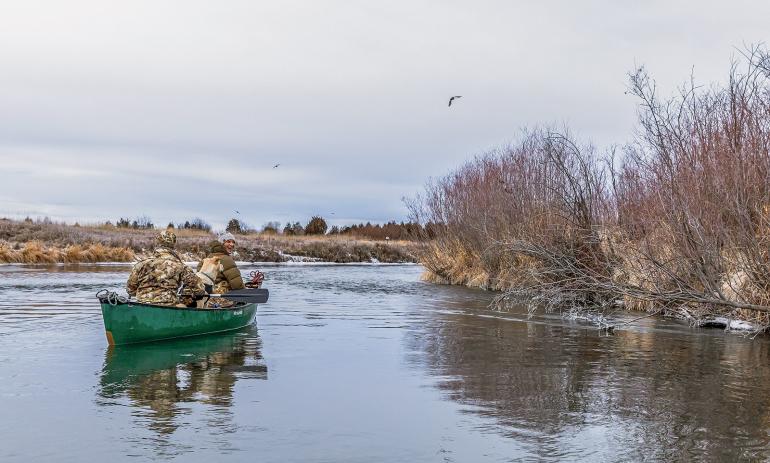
[411,47,770,329]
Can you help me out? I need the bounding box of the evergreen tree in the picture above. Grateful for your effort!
[305,216,328,235]
[226,218,243,233]
[291,222,305,235]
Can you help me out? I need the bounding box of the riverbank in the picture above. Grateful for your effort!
[0,218,421,264]
[409,49,770,332]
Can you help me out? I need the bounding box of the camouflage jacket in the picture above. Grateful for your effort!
[126,247,206,305]
[196,241,245,294]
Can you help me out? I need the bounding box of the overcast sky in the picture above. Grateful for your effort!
[1,1,768,231]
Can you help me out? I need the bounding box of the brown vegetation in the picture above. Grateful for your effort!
[0,240,135,263]
[233,234,420,263]
[336,221,431,240]
[304,216,328,235]
[0,218,421,264]
[410,46,770,330]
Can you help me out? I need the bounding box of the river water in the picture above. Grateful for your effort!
[1,263,770,462]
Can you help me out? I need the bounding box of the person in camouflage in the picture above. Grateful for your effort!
[196,232,244,307]
[126,230,206,306]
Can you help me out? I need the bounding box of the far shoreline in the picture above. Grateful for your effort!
[0,218,424,265]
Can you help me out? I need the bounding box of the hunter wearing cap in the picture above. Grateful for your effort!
[126,229,207,306]
[196,232,245,307]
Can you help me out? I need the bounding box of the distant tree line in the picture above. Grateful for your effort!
[226,218,258,234]
[272,217,436,240]
[104,216,212,232]
[97,214,433,241]
[112,216,154,229]
[174,218,212,232]
[334,221,439,240]
[281,216,328,236]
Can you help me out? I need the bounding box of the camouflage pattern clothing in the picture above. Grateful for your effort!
[127,247,206,306]
[196,241,245,294]
[196,240,244,308]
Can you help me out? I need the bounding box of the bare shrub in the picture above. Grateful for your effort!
[608,46,770,326]
[411,45,770,329]
[410,127,615,313]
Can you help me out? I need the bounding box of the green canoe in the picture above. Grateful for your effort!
[99,299,259,346]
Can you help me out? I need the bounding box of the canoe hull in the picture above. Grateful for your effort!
[100,301,258,345]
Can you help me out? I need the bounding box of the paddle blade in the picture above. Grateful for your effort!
[220,288,269,304]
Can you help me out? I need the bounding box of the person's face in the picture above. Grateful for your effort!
[223,239,236,254]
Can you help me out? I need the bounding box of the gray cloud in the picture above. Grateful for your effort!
[1,1,768,230]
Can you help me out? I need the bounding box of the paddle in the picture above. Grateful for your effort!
[209,288,269,304]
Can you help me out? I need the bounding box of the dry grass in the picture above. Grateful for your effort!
[232,233,421,263]
[0,219,420,264]
[0,239,135,264]
[419,240,492,289]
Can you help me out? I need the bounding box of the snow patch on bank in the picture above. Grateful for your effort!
[277,251,323,263]
[697,317,759,331]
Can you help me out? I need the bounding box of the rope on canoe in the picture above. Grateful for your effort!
[96,289,128,305]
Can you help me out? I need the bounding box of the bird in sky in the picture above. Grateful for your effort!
[448,96,462,107]
[234,210,240,214]
[273,163,280,169]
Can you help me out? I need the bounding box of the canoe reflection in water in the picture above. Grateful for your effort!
[97,327,266,438]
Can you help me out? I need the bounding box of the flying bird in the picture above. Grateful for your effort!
[448,96,462,107]
[234,210,240,214]
[273,163,280,169]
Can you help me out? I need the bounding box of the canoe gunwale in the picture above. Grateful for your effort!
[100,300,253,312]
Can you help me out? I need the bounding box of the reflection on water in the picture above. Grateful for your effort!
[406,309,770,461]
[4,263,770,461]
[98,328,266,451]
